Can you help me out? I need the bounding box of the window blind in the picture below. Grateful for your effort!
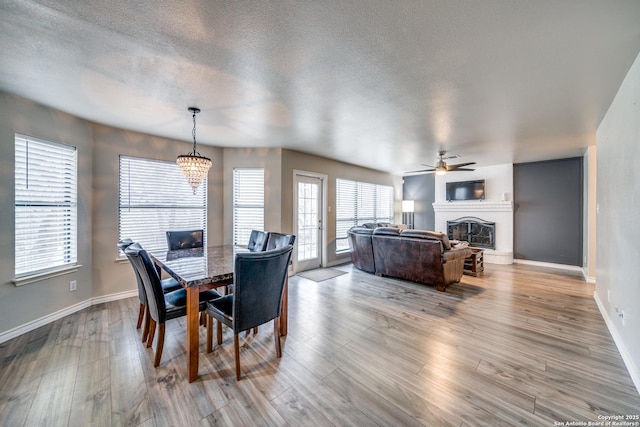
[233,168,264,245]
[119,156,207,255]
[15,134,78,277]
[335,178,394,252]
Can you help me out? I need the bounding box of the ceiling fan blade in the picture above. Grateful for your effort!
[405,169,435,174]
[450,168,475,171]
[447,162,476,170]
[420,164,436,168]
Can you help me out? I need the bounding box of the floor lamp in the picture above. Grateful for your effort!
[402,200,415,229]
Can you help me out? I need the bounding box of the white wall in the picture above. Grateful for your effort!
[583,146,597,283]
[0,93,94,334]
[433,164,514,264]
[281,150,403,266]
[91,124,224,298]
[595,50,640,391]
[222,147,283,245]
[0,94,401,339]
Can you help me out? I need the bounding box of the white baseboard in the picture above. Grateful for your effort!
[582,267,596,283]
[513,259,583,273]
[594,292,640,396]
[0,290,137,344]
[483,250,513,265]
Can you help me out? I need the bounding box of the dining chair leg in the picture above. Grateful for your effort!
[206,315,213,353]
[147,319,156,348]
[253,327,258,335]
[234,332,241,381]
[142,306,151,343]
[217,320,223,345]
[154,323,165,367]
[136,303,145,329]
[273,317,282,358]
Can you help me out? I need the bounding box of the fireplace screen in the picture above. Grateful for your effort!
[447,217,495,249]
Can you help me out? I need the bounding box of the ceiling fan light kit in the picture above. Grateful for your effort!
[406,150,476,175]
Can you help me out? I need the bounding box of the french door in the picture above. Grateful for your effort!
[294,172,325,272]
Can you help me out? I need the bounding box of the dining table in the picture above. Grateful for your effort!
[150,244,289,383]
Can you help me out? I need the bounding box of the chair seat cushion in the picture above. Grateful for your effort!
[205,294,233,323]
[160,278,182,293]
[164,288,222,309]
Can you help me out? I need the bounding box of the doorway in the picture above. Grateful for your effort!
[293,171,327,272]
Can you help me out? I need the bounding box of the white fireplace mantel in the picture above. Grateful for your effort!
[433,200,514,265]
[433,201,513,213]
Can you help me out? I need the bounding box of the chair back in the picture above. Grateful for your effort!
[117,238,134,252]
[119,239,147,305]
[166,229,204,250]
[264,232,296,250]
[247,230,268,252]
[232,245,293,332]
[125,243,167,323]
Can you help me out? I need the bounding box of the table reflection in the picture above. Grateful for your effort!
[152,245,249,287]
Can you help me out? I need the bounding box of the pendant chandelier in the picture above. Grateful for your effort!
[177,107,212,194]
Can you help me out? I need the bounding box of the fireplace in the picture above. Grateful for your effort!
[447,217,496,249]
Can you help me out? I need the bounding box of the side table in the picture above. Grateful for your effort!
[464,248,484,276]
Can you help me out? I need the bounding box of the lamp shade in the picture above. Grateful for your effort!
[402,200,415,213]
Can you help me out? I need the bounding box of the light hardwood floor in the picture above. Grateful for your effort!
[1,263,639,426]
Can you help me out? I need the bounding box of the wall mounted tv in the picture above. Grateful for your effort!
[446,179,485,201]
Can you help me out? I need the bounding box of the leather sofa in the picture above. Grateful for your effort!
[348,226,472,292]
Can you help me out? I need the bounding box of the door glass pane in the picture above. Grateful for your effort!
[297,181,318,261]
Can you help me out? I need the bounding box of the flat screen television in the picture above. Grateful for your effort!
[446,179,485,201]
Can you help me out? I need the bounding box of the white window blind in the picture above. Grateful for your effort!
[233,168,264,245]
[15,134,78,277]
[336,178,394,253]
[119,156,207,255]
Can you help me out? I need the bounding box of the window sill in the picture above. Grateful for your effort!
[12,264,83,287]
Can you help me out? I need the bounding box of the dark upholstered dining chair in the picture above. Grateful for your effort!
[247,230,268,252]
[205,245,294,380]
[264,232,296,250]
[125,243,221,367]
[118,239,182,342]
[166,229,204,250]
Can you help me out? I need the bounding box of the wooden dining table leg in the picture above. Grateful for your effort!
[186,286,200,382]
[279,276,288,336]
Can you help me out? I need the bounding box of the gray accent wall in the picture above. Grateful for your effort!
[402,174,435,231]
[513,158,583,265]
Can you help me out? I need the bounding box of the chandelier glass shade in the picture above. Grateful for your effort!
[177,107,211,194]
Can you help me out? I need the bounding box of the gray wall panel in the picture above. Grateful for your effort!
[514,158,583,265]
[403,174,435,231]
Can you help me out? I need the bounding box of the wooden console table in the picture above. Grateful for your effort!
[464,248,484,276]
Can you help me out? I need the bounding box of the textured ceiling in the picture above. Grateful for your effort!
[1,1,640,174]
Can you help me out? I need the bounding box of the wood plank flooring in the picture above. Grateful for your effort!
[1,263,639,426]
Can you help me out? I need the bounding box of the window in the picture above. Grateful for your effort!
[15,134,78,277]
[233,168,264,245]
[119,156,207,254]
[336,178,394,253]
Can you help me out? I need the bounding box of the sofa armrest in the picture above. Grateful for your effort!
[442,246,472,263]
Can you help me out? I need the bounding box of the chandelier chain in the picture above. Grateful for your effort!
[192,110,198,154]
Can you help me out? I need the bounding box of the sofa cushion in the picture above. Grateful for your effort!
[372,227,401,236]
[401,230,451,250]
[349,226,373,235]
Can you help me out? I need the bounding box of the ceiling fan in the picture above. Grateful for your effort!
[406,150,476,175]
